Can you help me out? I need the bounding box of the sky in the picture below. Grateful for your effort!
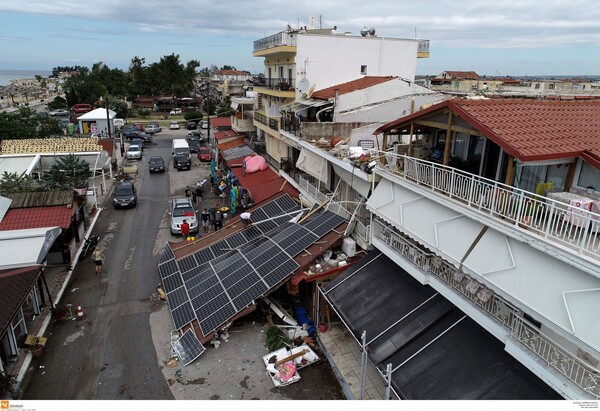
[1,0,600,77]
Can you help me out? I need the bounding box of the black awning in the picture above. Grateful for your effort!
[322,250,561,400]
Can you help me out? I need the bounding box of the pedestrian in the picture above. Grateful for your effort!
[181,219,190,238]
[195,185,202,205]
[192,189,197,205]
[208,205,216,231]
[92,247,105,274]
[185,186,192,199]
[240,211,252,226]
[213,218,222,231]
[201,208,210,232]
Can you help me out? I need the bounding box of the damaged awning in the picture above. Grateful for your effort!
[296,147,329,184]
[0,226,61,269]
[320,250,561,400]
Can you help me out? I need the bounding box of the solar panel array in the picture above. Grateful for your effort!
[157,194,346,341]
[171,329,206,366]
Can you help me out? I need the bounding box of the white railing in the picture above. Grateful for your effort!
[373,218,600,399]
[374,151,600,260]
[253,31,297,52]
[298,173,331,204]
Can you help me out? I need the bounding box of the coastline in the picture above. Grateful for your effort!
[0,69,52,86]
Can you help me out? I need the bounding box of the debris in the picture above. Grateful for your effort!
[167,379,176,386]
[156,285,167,301]
[71,288,79,292]
[165,358,178,367]
[175,369,182,378]
[210,339,221,349]
[219,330,229,341]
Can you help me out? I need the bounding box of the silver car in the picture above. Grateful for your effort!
[169,198,199,235]
[126,144,142,160]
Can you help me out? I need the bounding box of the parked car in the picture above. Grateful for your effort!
[170,108,182,116]
[169,197,199,235]
[123,129,152,141]
[174,153,191,170]
[148,156,165,173]
[200,120,209,129]
[71,103,93,113]
[48,109,70,117]
[187,130,203,140]
[170,121,180,130]
[147,122,162,132]
[113,180,137,209]
[185,121,197,130]
[146,124,160,134]
[198,146,212,162]
[188,139,200,153]
[126,144,143,160]
[131,137,144,150]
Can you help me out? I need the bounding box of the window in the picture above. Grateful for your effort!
[549,83,555,90]
[577,162,600,189]
[360,65,367,75]
[534,84,540,90]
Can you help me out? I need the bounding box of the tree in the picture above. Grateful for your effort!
[138,107,150,118]
[220,65,237,71]
[0,107,61,139]
[42,154,90,190]
[184,111,202,122]
[47,96,68,110]
[0,171,35,195]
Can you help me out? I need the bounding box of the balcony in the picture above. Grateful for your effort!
[253,31,297,54]
[254,78,295,91]
[254,111,280,131]
[372,218,600,399]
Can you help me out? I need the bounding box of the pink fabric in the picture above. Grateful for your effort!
[244,155,267,174]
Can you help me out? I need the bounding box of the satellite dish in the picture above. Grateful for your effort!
[306,84,316,98]
[297,78,310,94]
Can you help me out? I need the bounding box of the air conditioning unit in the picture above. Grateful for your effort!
[342,237,356,257]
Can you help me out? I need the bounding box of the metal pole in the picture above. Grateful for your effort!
[360,330,367,400]
[385,363,392,400]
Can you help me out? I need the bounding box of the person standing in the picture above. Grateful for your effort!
[201,208,210,232]
[214,210,223,231]
[181,219,190,238]
[185,187,192,199]
[195,185,202,205]
[92,248,105,274]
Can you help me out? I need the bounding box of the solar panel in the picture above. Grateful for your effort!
[163,272,183,293]
[284,232,319,256]
[275,194,300,211]
[187,274,220,302]
[225,271,262,297]
[181,262,213,285]
[251,250,290,272]
[171,301,196,330]
[167,286,189,309]
[199,303,238,335]
[262,259,300,287]
[303,211,345,237]
[194,292,232,320]
[232,281,268,311]
[177,254,199,273]
[191,247,216,265]
[261,200,285,218]
[171,329,205,366]
[185,267,218,294]
[207,243,231,259]
[160,245,175,263]
[256,218,278,233]
[250,207,268,222]
[220,264,256,289]
[212,251,245,274]
[158,259,178,280]
[223,231,248,249]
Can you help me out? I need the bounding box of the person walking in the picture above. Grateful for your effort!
[181,219,190,238]
[201,208,210,232]
[195,185,202,205]
[92,248,105,274]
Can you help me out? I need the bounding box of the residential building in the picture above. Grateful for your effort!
[251,25,430,176]
[212,70,253,98]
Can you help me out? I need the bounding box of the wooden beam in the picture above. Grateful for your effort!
[505,156,516,186]
[413,120,486,137]
[564,162,577,192]
[443,111,453,165]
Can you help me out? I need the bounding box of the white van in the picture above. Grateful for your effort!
[172,139,190,159]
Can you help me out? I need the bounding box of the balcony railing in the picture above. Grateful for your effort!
[374,151,600,261]
[373,218,600,399]
[254,78,295,91]
[418,39,430,53]
[254,112,280,131]
[254,31,297,52]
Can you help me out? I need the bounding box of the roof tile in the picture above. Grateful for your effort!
[312,76,396,100]
[0,206,73,230]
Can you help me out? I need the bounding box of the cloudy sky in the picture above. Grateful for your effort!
[1,0,599,76]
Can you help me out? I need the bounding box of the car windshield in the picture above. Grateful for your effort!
[116,186,133,196]
[150,158,162,164]
[173,207,194,217]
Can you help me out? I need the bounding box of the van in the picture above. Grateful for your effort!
[172,139,190,166]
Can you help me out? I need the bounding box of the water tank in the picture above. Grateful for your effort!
[342,237,356,257]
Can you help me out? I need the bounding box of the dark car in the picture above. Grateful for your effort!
[186,121,197,130]
[113,180,137,209]
[148,156,165,173]
[123,129,152,141]
[131,137,144,150]
[174,154,191,171]
[188,139,200,153]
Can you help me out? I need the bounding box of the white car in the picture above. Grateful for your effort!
[126,144,143,160]
[170,121,180,130]
[170,108,182,115]
[200,120,209,129]
[48,109,70,117]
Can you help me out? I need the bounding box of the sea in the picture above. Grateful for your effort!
[0,69,53,86]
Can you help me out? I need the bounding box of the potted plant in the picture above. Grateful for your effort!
[29,337,44,358]
[0,370,17,399]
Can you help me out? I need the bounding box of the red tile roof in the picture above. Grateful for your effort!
[209,117,232,128]
[217,137,246,150]
[0,206,73,230]
[375,98,600,168]
[438,71,480,80]
[215,70,250,76]
[226,157,299,204]
[311,76,396,101]
[214,130,243,142]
